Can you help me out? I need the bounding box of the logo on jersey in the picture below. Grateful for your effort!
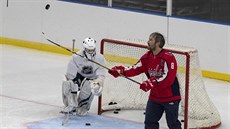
[81,66,93,74]
[149,70,164,77]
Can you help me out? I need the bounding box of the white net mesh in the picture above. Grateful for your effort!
[99,39,221,129]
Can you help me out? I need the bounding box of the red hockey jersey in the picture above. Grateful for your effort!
[123,49,181,102]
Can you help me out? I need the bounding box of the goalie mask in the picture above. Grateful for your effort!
[83,37,96,58]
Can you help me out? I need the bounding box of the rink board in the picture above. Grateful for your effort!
[26,113,145,129]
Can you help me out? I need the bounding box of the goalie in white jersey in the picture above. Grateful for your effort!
[62,37,106,116]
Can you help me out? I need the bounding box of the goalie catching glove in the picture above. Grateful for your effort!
[140,77,157,92]
[108,66,125,78]
[90,78,104,96]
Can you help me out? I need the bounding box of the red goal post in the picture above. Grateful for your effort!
[98,38,221,129]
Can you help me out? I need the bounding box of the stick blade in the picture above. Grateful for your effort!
[62,113,69,126]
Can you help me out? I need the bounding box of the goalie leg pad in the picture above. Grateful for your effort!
[62,93,78,113]
[62,80,71,96]
[62,93,68,107]
[62,80,79,111]
[62,81,71,106]
[76,80,94,116]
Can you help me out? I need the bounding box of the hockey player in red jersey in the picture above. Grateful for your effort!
[109,32,182,129]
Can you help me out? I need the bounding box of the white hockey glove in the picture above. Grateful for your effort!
[90,78,104,96]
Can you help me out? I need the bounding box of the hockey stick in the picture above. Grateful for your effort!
[41,32,141,85]
[62,112,70,126]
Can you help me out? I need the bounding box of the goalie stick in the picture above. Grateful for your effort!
[60,109,77,126]
[61,111,70,126]
[41,32,141,85]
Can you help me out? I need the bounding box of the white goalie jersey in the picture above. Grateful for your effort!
[66,50,106,81]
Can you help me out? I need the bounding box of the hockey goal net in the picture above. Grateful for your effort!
[98,38,221,129]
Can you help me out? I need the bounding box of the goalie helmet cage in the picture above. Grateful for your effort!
[98,38,221,129]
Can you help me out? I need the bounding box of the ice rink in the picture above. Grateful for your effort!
[0,44,229,129]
